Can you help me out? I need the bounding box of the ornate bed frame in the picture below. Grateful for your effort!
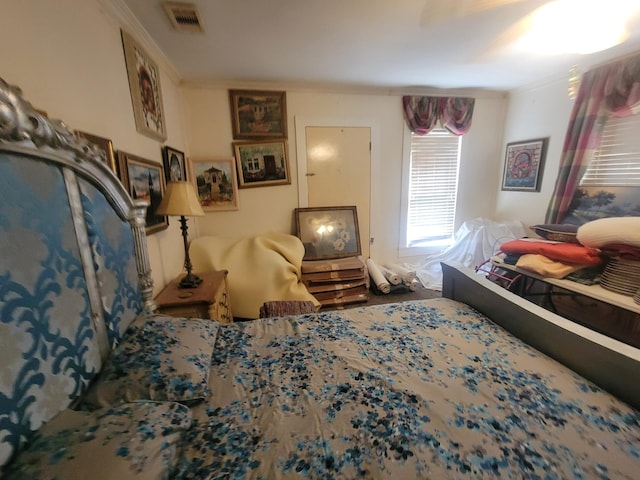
[0,78,156,313]
[0,77,156,465]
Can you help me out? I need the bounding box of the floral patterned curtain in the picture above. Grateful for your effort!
[402,96,475,136]
[545,54,640,223]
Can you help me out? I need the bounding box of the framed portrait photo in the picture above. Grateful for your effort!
[190,157,239,212]
[229,89,287,139]
[294,206,362,261]
[162,145,187,182]
[233,139,291,188]
[116,150,168,234]
[501,137,549,192]
[75,130,117,174]
[121,30,167,142]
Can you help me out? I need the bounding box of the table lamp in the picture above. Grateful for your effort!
[156,181,205,288]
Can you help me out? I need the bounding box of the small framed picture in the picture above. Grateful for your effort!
[190,157,240,211]
[121,29,167,141]
[501,137,549,192]
[228,89,287,139]
[116,151,168,234]
[162,146,187,182]
[233,139,290,188]
[75,131,117,173]
[294,206,362,261]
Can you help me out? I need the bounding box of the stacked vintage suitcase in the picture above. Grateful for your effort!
[301,256,369,309]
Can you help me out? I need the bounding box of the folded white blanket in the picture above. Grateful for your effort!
[189,232,320,319]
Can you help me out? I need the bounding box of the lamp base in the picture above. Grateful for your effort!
[178,273,202,289]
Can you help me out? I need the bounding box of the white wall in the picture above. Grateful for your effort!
[494,77,575,231]
[0,0,189,293]
[1,0,511,289]
[182,86,508,265]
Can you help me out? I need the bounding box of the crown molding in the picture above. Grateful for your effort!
[182,79,508,99]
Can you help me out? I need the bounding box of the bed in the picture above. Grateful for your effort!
[2,77,640,479]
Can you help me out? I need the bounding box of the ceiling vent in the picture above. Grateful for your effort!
[163,2,204,33]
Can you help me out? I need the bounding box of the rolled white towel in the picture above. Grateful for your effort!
[405,278,421,292]
[366,259,391,294]
[379,266,402,285]
[386,263,416,283]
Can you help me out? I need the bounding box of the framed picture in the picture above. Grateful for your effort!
[233,139,291,188]
[294,206,362,261]
[228,89,287,139]
[75,131,117,173]
[121,29,167,142]
[162,146,187,182]
[190,157,239,211]
[501,137,549,192]
[116,151,168,234]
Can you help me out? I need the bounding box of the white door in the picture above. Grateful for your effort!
[304,126,371,259]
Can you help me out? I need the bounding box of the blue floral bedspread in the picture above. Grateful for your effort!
[174,298,640,479]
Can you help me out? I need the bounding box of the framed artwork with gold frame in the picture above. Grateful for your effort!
[116,150,168,234]
[228,89,287,139]
[190,157,240,212]
[233,139,290,188]
[75,130,117,173]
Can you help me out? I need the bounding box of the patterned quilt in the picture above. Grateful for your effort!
[174,298,640,479]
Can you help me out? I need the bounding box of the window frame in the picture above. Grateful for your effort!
[399,124,461,257]
[580,112,640,187]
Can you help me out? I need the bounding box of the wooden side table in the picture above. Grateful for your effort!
[155,270,232,323]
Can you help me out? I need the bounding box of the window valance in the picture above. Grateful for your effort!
[402,96,475,136]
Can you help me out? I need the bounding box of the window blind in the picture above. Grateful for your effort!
[407,128,461,246]
[581,112,640,186]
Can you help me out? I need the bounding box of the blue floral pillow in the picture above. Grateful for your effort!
[81,315,219,408]
[3,401,191,479]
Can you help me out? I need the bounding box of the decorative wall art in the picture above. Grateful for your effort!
[190,157,239,211]
[121,30,167,141]
[501,137,549,192]
[295,206,362,261]
[162,145,187,182]
[229,89,287,139]
[75,131,117,173]
[116,151,168,234]
[233,139,290,188]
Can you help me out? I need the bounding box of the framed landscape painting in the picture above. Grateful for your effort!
[233,139,290,188]
[501,137,548,192]
[190,157,239,211]
[229,89,287,139]
[116,151,168,234]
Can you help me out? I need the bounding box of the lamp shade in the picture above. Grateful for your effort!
[156,181,205,217]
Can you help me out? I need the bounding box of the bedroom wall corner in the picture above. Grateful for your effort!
[494,76,574,230]
[0,0,193,294]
